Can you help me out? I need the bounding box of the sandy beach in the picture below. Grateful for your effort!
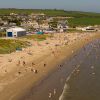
[0,32,100,100]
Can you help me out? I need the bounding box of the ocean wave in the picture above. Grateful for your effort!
[59,73,72,100]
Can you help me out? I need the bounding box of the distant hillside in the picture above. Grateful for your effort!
[68,17,100,27]
[0,9,100,18]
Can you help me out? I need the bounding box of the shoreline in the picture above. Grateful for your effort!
[17,33,100,100]
[0,32,100,100]
[59,38,100,100]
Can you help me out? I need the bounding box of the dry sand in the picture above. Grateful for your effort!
[0,32,100,100]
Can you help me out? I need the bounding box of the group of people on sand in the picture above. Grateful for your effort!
[14,33,79,75]
[16,59,35,73]
[16,58,48,75]
[2,33,92,76]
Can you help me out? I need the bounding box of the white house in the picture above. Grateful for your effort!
[57,20,68,32]
[6,27,26,37]
[82,26,97,32]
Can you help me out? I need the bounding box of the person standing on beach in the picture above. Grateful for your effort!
[49,92,52,98]
[23,61,26,66]
[44,63,46,67]
[32,62,35,66]
[54,89,56,95]
[17,60,20,66]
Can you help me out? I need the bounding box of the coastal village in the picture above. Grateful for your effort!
[0,10,100,100]
[0,12,100,38]
[0,12,69,37]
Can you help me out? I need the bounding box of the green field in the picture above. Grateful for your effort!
[68,17,100,27]
[0,39,28,54]
[0,9,100,17]
[0,9,65,15]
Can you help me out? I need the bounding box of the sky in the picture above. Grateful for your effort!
[0,0,100,13]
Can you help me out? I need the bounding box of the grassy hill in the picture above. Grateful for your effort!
[68,17,100,27]
[0,9,100,17]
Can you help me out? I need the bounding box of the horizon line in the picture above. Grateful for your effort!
[0,8,99,14]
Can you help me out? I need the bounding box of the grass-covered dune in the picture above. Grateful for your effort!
[0,39,28,54]
[22,34,51,41]
[0,34,51,54]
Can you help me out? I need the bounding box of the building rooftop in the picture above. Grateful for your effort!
[7,27,26,32]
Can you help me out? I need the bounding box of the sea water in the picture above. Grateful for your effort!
[59,39,100,100]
